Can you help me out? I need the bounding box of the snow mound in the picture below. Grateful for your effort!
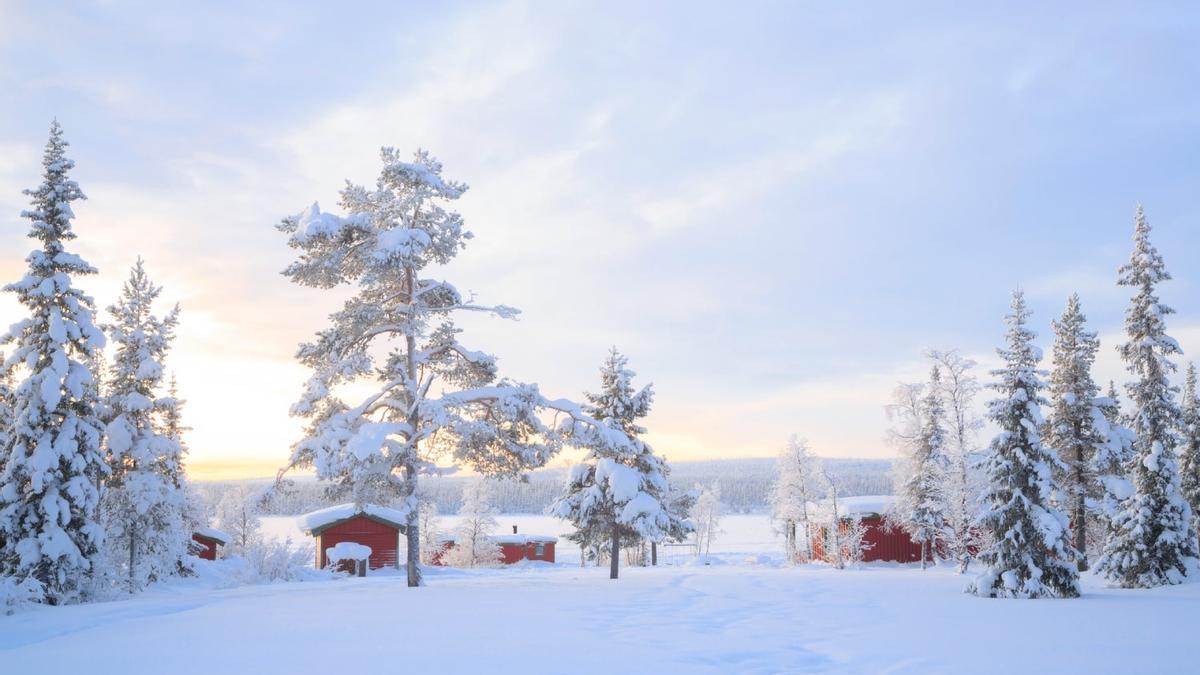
[326,542,372,563]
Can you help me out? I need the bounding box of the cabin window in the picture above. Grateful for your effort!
[534,543,545,557]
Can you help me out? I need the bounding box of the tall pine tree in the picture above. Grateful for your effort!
[1098,208,1198,587]
[1045,293,1107,570]
[967,290,1079,599]
[275,148,619,587]
[100,259,188,591]
[0,122,108,604]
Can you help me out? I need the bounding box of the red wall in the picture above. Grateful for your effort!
[316,515,401,570]
[812,517,922,563]
[192,535,218,561]
[432,540,555,566]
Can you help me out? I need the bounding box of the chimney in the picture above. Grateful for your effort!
[512,525,518,534]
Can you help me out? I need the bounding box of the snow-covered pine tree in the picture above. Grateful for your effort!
[275,148,623,587]
[0,122,108,605]
[1045,293,1108,571]
[897,366,948,570]
[550,349,676,579]
[1092,381,1135,560]
[967,290,1080,599]
[100,259,189,591]
[1097,208,1199,587]
[445,480,501,567]
[927,349,986,573]
[0,360,14,480]
[769,435,819,564]
[1180,363,1200,539]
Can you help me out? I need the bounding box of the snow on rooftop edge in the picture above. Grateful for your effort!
[297,503,409,532]
[812,495,896,517]
[194,527,231,544]
[439,534,558,544]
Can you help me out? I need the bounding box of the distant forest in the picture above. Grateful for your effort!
[198,457,895,516]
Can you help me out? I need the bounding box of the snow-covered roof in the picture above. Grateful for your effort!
[297,503,409,534]
[194,527,230,544]
[814,495,896,518]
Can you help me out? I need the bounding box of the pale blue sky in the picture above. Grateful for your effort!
[1,2,1198,475]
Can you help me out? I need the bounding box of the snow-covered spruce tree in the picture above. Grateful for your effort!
[0,361,14,480]
[445,480,501,567]
[1098,209,1198,587]
[1092,381,1135,560]
[967,290,1080,599]
[769,435,819,564]
[927,349,986,573]
[897,366,948,570]
[275,149,619,587]
[551,349,677,579]
[100,259,188,591]
[1180,363,1200,539]
[1045,294,1109,571]
[0,122,108,605]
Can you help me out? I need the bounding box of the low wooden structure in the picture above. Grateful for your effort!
[191,528,230,561]
[810,495,923,563]
[298,503,408,570]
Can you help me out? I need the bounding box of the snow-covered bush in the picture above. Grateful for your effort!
[443,481,502,567]
[238,538,313,583]
[1,576,44,615]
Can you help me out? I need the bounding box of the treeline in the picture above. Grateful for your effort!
[203,457,894,516]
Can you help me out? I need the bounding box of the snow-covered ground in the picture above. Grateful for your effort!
[3,515,1196,674]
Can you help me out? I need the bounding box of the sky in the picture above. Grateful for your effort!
[1,2,1199,479]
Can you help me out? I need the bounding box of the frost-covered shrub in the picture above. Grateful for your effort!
[239,538,313,582]
[1,576,44,615]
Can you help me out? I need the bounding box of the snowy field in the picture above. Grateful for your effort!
[2,515,1196,674]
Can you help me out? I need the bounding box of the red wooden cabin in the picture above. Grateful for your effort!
[431,527,557,566]
[191,528,230,561]
[810,496,923,563]
[298,504,408,570]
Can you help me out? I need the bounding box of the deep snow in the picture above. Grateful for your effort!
[2,516,1196,674]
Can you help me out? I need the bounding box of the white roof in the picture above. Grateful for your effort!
[194,527,230,544]
[297,503,409,533]
[814,495,895,517]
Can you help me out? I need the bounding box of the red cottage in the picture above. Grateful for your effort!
[431,527,557,566]
[298,503,408,571]
[810,495,923,563]
[191,528,230,561]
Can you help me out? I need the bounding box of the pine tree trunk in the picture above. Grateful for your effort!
[609,522,620,580]
[651,541,657,566]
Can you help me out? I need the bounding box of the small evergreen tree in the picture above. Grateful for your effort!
[0,122,108,605]
[967,290,1080,599]
[897,366,948,569]
[769,435,819,564]
[1045,294,1107,571]
[100,260,188,591]
[551,349,676,579]
[1098,208,1198,587]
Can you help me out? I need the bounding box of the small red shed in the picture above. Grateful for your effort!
[191,528,230,561]
[298,503,408,570]
[810,496,923,563]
